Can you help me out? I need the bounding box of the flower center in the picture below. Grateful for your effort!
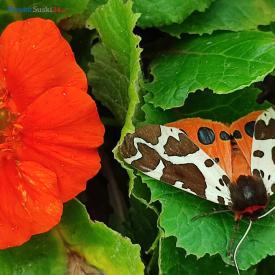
[0,73,21,161]
[0,76,23,155]
[0,106,22,155]
[0,77,8,108]
[0,108,12,130]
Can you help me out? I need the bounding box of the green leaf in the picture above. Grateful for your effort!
[147,245,159,275]
[132,175,152,202]
[159,237,256,274]
[133,0,214,28]
[87,0,142,126]
[0,2,16,31]
[145,31,275,109]
[59,0,108,30]
[89,0,142,193]
[126,196,158,252]
[162,0,275,37]
[142,87,270,124]
[142,175,275,270]
[0,231,67,275]
[58,199,144,275]
[0,0,89,31]
[88,44,129,124]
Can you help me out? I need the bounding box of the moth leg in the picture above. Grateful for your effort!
[227,221,240,258]
[191,209,231,221]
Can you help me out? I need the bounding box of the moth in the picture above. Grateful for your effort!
[119,107,275,274]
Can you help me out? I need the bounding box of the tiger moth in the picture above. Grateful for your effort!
[119,107,275,274]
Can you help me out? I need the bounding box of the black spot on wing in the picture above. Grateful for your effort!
[222,175,231,186]
[198,127,215,145]
[217,196,225,205]
[204,159,214,167]
[253,169,261,178]
[245,121,255,137]
[233,130,242,139]
[214,157,220,163]
[253,150,264,158]
[220,131,231,141]
[272,147,275,165]
[260,170,264,178]
[218,175,231,186]
[219,178,224,186]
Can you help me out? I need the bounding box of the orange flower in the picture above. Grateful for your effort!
[0,18,104,248]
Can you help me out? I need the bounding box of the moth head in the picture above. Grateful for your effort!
[229,175,268,220]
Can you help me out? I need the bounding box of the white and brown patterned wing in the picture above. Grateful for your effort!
[251,107,275,195]
[119,125,232,205]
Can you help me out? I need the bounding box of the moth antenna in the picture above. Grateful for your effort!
[258,206,275,219]
[233,220,253,275]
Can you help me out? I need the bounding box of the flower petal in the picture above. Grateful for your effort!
[19,144,101,202]
[18,86,104,201]
[19,86,104,148]
[0,18,87,111]
[0,158,62,249]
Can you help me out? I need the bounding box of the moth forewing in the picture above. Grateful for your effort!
[120,124,232,206]
[251,107,275,195]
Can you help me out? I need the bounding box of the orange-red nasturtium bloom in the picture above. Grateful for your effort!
[0,18,104,248]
